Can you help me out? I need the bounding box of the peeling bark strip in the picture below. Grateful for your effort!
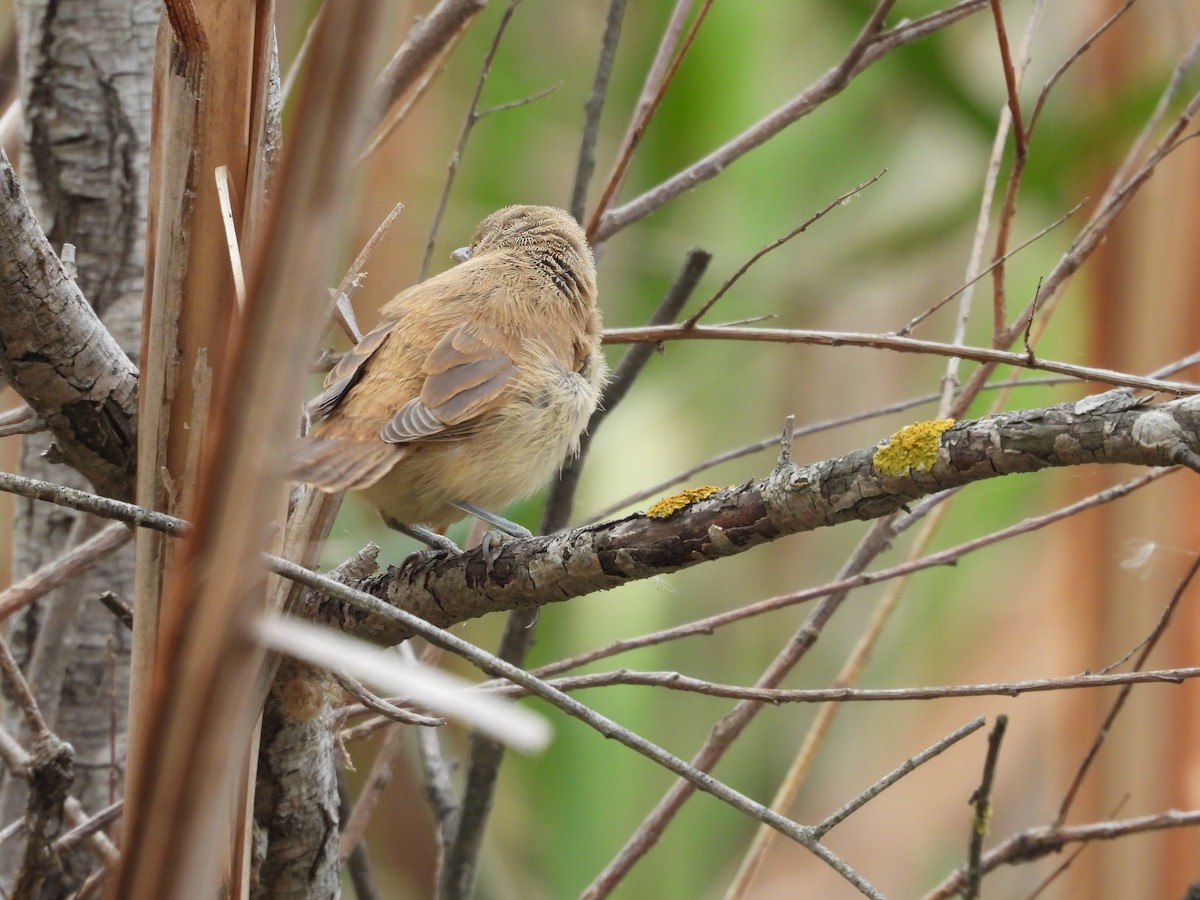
[0,148,138,500]
[299,391,1200,643]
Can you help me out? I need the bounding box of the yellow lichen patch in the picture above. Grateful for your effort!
[646,486,723,519]
[872,419,955,476]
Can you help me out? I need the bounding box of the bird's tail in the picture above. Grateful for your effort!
[292,436,403,492]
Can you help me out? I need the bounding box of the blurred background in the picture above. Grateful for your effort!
[4,0,1200,896]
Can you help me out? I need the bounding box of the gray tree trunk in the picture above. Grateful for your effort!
[1,0,156,893]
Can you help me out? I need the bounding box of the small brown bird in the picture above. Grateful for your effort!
[294,205,607,542]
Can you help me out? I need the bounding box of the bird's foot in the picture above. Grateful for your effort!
[449,500,533,539]
[382,518,462,554]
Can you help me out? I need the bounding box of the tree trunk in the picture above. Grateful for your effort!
[1,0,156,893]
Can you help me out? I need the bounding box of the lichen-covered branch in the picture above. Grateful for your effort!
[1,392,1196,650]
[300,390,1200,643]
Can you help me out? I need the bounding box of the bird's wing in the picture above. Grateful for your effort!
[380,323,518,444]
[308,318,398,421]
[292,435,403,492]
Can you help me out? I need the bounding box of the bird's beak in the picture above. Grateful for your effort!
[452,246,472,263]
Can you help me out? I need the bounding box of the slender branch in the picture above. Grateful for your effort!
[421,0,524,281]
[1026,0,1137,133]
[592,0,987,241]
[0,634,49,741]
[963,716,1008,900]
[485,664,1200,705]
[601,324,1200,396]
[334,673,443,727]
[367,0,488,132]
[815,718,985,839]
[681,171,885,328]
[337,722,409,865]
[0,521,131,621]
[988,0,1026,161]
[585,0,713,241]
[897,199,1084,337]
[1055,551,1200,826]
[924,810,1200,899]
[571,0,627,221]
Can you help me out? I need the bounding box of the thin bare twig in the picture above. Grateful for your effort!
[682,171,885,328]
[983,1,1043,339]
[476,80,560,118]
[924,810,1200,899]
[0,634,50,741]
[571,0,628,221]
[963,716,1008,899]
[421,0,525,281]
[331,200,406,341]
[0,404,43,437]
[1025,797,1129,900]
[988,1,1027,161]
[333,673,443,728]
[337,722,409,865]
[0,521,131,621]
[586,0,714,240]
[1054,551,1200,826]
[817,718,986,838]
[897,199,1084,337]
[1026,0,1137,133]
[602,324,1200,395]
[367,0,488,133]
[592,0,990,241]
[486,663,1200,705]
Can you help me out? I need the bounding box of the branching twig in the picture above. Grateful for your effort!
[591,0,988,241]
[421,0,526,281]
[681,171,885,329]
[1054,551,1200,826]
[817,718,986,839]
[586,0,714,241]
[924,810,1200,899]
[963,716,1008,899]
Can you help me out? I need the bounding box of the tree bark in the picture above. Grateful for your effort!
[1,0,156,893]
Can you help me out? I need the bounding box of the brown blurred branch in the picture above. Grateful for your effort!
[368,0,487,132]
[592,0,988,242]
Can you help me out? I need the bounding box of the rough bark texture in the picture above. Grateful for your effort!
[251,658,340,900]
[1,0,156,894]
[0,148,139,497]
[295,391,1200,645]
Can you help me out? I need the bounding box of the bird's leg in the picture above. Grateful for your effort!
[448,500,533,539]
[382,516,462,554]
